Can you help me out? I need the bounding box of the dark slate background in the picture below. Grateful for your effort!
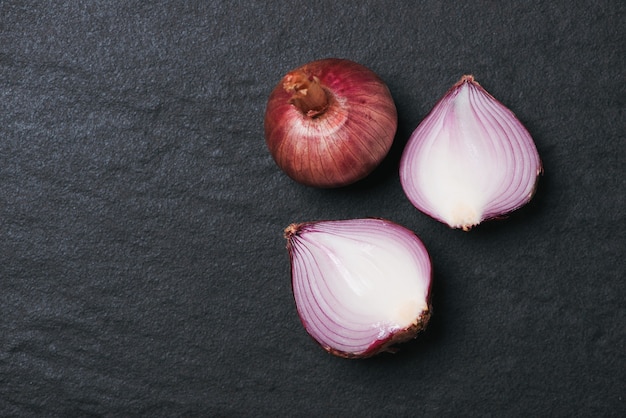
[1,1,624,416]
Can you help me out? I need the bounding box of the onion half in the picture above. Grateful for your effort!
[285,218,432,358]
[400,75,542,230]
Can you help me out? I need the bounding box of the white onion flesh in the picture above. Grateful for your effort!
[285,218,432,358]
[400,75,542,230]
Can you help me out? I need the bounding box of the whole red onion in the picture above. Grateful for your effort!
[264,58,398,188]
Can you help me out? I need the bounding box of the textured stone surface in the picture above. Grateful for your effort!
[0,1,624,416]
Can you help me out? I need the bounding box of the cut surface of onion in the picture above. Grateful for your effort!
[285,218,432,358]
[400,75,542,230]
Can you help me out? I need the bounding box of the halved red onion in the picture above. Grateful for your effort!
[284,218,432,358]
[400,75,542,230]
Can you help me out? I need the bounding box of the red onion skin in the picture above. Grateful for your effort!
[285,219,432,359]
[265,59,397,188]
[331,309,432,359]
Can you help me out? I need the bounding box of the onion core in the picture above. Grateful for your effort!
[285,218,432,358]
